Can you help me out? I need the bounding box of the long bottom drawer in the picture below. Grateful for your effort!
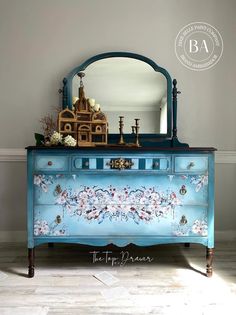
[33,205,207,237]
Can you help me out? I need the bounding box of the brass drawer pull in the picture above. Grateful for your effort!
[153,161,159,168]
[106,158,134,170]
[188,161,195,169]
[180,215,188,225]
[55,215,61,224]
[48,161,53,166]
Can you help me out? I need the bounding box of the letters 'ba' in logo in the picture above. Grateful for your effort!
[175,22,223,71]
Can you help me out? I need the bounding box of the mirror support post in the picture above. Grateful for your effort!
[62,78,68,109]
[172,78,181,138]
[171,79,186,147]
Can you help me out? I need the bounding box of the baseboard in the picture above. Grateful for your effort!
[0,230,235,243]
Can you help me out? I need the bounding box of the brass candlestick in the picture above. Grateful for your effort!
[131,119,140,147]
[134,118,140,147]
[118,116,125,145]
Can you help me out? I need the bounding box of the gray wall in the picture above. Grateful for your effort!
[0,0,235,237]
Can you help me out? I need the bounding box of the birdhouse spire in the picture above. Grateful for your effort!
[77,72,87,111]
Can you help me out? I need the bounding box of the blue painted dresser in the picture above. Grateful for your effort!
[27,146,215,277]
[26,51,216,277]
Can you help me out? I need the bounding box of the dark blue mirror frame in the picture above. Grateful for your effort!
[61,52,188,147]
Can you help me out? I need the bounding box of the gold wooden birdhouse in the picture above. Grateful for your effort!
[57,72,108,147]
[58,108,76,137]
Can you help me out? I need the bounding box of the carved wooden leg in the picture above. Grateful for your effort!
[28,248,35,278]
[206,247,213,277]
[184,243,190,247]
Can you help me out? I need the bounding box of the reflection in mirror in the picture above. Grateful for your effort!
[72,57,167,134]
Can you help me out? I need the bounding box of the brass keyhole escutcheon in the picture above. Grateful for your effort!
[179,185,187,195]
[180,215,187,225]
[55,215,61,224]
[106,158,134,170]
[48,161,53,166]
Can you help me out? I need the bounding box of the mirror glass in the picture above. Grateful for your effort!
[72,57,168,134]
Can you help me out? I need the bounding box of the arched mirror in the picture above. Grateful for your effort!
[62,52,173,144]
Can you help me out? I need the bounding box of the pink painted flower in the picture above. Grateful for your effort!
[34,220,50,236]
[192,220,208,236]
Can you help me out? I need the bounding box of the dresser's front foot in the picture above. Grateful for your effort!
[28,266,34,278]
[206,247,213,277]
[28,248,35,278]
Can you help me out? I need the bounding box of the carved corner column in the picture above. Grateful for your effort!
[206,247,213,277]
[28,248,35,278]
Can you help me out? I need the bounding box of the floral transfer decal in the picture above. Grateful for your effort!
[34,220,49,235]
[190,175,208,192]
[34,175,53,193]
[34,219,67,236]
[180,174,208,192]
[33,174,208,235]
[192,219,208,236]
[172,219,208,237]
[54,185,181,224]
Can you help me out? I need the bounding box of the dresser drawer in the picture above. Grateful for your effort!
[33,204,208,238]
[35,156,68,171]
[174,156,208,173]
[72,156,170,171]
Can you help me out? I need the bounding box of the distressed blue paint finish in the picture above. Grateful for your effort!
[207,153,215,248]
[27,148,215,250]
[35,155,69,171]
[34,236,209,248]
[27,150,34,248]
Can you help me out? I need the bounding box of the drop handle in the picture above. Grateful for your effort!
[48,161,53,166]
[179,185,187,195]
[180,215,187,225]
[55,215,61,224]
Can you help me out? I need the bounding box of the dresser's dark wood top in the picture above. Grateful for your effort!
[26,145,217,152]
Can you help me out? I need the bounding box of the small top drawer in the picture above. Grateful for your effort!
[174,156,208,173]
[34,156,68,171]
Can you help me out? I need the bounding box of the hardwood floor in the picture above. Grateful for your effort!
[0,241,236,314]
